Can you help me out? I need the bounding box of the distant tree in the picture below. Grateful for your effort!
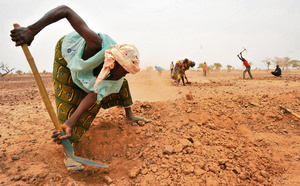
[197,63,204,69]
[1,63,15,77]
[213,63,222,71]
[262,58,271,70]
[15,70,23,74]
[290,60,300,70]
[272,56,291,70]
[226,65,232,72]
[272,57,283,68]
[208,65,215,71]
[282,57,291,70]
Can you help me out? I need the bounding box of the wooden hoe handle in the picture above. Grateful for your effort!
[13,23,62,132]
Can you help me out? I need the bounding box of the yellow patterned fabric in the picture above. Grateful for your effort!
[53,36,133,147]
[171,59,195,80]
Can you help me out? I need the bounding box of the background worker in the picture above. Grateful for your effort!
[171,58,195,85]
[271,65,282,77]
[155,66,163,75]
[170,61,174,77]
[182,58,195,84]
[237,53,253,79]
[203,62,207,76]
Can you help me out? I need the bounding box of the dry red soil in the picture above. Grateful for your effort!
[0,70,299,185]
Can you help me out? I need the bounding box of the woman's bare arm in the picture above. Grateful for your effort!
[57,92,97,140]
[10,5,102,54]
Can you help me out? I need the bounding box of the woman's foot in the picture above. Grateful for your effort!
[125,107,149,124]
[126,116,149,124]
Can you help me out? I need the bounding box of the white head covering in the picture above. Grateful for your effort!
[94,44,140,91]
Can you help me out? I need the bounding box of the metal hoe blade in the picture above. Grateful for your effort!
[61,132,108,167]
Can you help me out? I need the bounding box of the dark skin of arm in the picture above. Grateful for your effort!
[11,5,129,143]
[10,5,101,60]
[237,53,246,62]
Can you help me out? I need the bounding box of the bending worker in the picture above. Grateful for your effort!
[171,58,195,85]
[10,5,148,170]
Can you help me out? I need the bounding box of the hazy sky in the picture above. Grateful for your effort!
[2,0,300,73]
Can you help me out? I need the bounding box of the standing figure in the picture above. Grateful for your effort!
[203,62,207,76]
[237,53,253,79]
[170,61,174,77]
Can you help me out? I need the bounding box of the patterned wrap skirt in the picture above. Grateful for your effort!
[53,36,133,147]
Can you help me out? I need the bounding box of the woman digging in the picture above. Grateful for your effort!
[10,5,148,170]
